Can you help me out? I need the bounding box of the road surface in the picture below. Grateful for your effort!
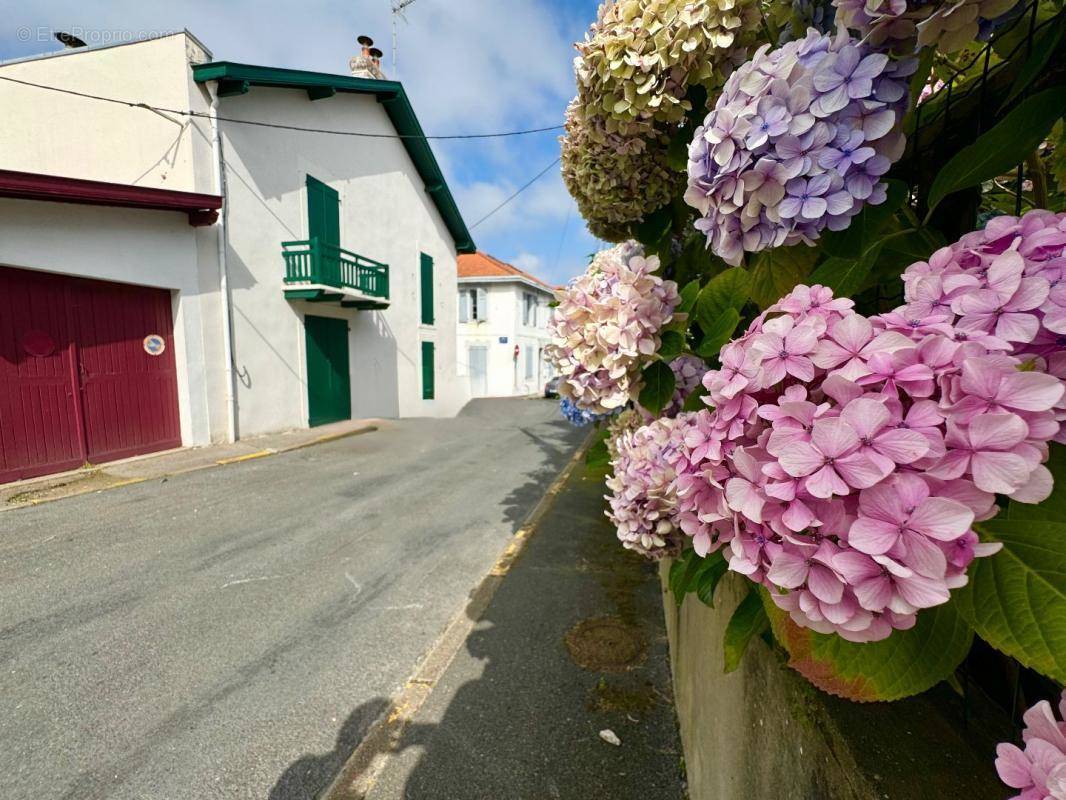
[0,398,584,800]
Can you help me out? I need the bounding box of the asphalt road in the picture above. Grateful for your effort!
[0,398,585,800]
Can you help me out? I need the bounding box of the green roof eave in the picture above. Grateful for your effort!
[191,61,476,254]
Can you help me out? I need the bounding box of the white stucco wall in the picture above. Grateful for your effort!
[217,86,467,436]
[0,33,216,193]
[1,32,470,443]
[0,198,223,447]
[457,279,555,398]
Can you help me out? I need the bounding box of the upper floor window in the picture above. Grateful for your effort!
[420,253,435,326]
[459,287,488,322]
[522,292,537,327]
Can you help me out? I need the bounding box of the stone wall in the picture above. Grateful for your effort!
[660,567,1007,800]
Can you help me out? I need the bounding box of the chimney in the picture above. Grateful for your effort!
[349,34,386,80]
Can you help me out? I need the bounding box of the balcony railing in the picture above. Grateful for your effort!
[282,238,390,301]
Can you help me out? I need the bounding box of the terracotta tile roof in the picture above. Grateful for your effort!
[458,251,558,291]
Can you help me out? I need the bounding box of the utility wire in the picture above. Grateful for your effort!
[469,157,561,230]
[0,74,564,140]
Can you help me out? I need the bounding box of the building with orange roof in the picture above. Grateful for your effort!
[457,252,558,398]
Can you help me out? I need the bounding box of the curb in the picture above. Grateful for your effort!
[2,424,379,512]
[322,431,595,800]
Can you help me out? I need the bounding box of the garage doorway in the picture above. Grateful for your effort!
[0,266,182,484]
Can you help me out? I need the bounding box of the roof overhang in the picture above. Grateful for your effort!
[0,169,222,226]
[458,275,558,294]
[191,61,476,255]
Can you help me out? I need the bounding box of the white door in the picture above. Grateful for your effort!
[469,346,489,397]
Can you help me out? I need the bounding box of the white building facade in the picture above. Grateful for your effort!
[456,253,556,398]
[0,32,474,483]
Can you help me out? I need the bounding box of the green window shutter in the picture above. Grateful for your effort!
[421,341,435,399]
[420,253,434,325]
[306,175,340,246]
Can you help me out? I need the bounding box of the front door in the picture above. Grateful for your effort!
[305,315,351,427]
[469,346,488,397]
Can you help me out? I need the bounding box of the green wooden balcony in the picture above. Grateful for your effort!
[282,238,390,309]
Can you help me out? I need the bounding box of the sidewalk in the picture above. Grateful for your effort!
[0,418,379,509]
[330,456,685,800]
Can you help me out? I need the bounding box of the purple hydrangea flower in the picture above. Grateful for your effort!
[685,29,914,265]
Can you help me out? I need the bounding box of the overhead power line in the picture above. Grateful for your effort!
[0,74,564,140]
[469,157,561,230]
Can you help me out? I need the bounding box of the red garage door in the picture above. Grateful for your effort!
[0,267,182,484]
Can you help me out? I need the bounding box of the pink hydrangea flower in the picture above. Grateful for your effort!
[996,691,1066,800]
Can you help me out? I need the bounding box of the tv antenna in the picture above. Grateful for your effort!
[391,0,421,73]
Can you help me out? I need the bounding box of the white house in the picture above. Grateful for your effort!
[456,252,557,398]
[0,31,474,483]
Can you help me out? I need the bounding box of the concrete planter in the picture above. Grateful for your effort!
[660,565,1006,800]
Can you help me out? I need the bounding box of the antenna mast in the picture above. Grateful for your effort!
[391,0,421,73]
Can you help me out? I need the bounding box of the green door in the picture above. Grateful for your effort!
[305,315,351,427]
[306,175,340,246]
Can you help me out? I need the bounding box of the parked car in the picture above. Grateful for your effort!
[544,376,561,398]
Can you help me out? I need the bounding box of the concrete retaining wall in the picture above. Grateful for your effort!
[660,567,1006,800]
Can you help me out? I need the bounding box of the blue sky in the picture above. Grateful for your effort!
[0,0,605,286]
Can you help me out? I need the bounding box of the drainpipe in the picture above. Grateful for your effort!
[210,91,238,443]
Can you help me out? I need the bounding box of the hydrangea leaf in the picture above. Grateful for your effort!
[658,330,686,360]
[820,179,908,260]
[723,588,769,673]
[808,243,884,299]
[749,245,818,309]
[695,308,741,358]
[954,519,1066,684]
[695,549,729,608]
[638,360,676,415]
[761,590,973,701]
[695,266,750,332]
[585,437,610,468]
[1001,19,1066,111]
[927,87,1066,215]
[668,549,703,605]
[678,279,701,315]
[633,204,673,250]
[681,382,709,412]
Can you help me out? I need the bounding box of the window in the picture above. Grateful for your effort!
[421,341,435,399]
[420,253,434,325]
[459,287,488,322]
[522,292,537,327]
[524,345,534,380]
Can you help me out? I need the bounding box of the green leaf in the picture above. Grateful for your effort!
[679,279,701,315]
[695,550,729,607]
[585,437,610,468]
[666,125,692,172]
[1002,20,1066,111]
[681,381,709,412]
[927,87,1066,215]
[723,588,769,673]
[763,590,973,701]
[695,266,750,332]
[638,360,676,415]
[695,308,741,359]
[658,330,686,361]
[820,180,908,260]
[748,245,818,309]
[633,205,673,250]
[668,549,703,606]
[955,519,1066,683]
[808,245,883,299]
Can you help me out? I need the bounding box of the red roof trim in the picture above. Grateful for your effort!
[458,251,555,290]
[0,169,223,227]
